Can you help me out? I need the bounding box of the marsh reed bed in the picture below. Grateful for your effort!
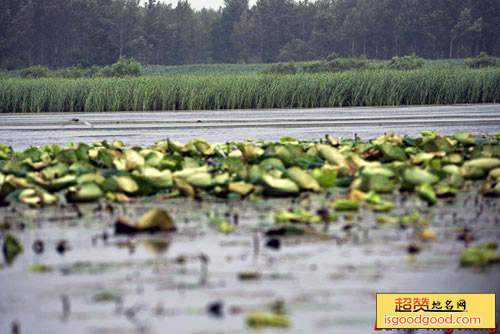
[1,68,499,112]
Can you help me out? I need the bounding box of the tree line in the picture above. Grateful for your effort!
[1,0,499,70]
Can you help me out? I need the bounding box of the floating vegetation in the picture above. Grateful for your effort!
[115,208,176,235]
[0,132,499,212]
[2,233,23,265]
[246,312,291,328]
[460,242,500,267]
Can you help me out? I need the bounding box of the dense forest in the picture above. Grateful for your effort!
[1,0,500,70]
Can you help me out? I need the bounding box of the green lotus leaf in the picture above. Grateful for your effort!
[246,313,291,328]
[317,144,348,166]
[259,158,285,170]
[453,132,475,146]
[113,158,126,170]
[228,181,253,196]
[463,158,500,172]
[416,183,437,205]
[372,201,395,212]
[267,169,283,179]
[436,185,458,197]
[261,174,299,195]
[160,154,183,171]
[421,130,437,138]
[379,143,407,162]
[135,208,176,231]
[182,157,200,169]
[364,174,393,193]
[112,140,124,150]
[173,176,195,197]
[6,175,31,189]
[237,143,265,162]
[114,176,139,193]
[18,188,36,200]
[272,146,293,165]
[124,149,145,171]
[275,209,320,224]
[403,167,439,186]
[376,215,400,224]
[228,149,243,158]
[77,173,105,185]
[168,139,185,154]
[364,191,381,204]
[449,173,465,188]
[410,152,435,165]
[311,168,337,188]
[173,166,207,179]
[183,171,212,188]
[67,182,103,202]
[26,157,51,170]
[348,153,381,169]
[41,162,69,180]
[19,187,58,206]
[488,168,500,181]
[185,138,213,156]
[28,173,76,191]
[460,165,485,179]
[140,167,173,188]
[220,158,243,175]
[422,137,453,153]
[212,173,230,186]
[69,161,96,174]
[442,164,460,174]
[279,136,300,145]
[360,167,395,178]
[3,233,23,265]
[144,151,163,167]
[330,198,360,211]
[460,242,500,267]
[285,167,320,192]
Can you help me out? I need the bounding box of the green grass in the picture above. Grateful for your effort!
[143,63,270,76]
[1,68,499,112]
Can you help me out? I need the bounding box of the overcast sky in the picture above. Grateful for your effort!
[157,0,257,11]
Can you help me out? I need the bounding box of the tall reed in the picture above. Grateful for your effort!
[1,68,499,112]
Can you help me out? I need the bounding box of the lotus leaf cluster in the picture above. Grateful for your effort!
[0,131,499,207]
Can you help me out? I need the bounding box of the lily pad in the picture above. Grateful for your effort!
[403,167,439,186]
[311,168,337,188]
[228,181,253,196]
[453,132,475,146]
[115,176,139,193]
[115,208,176,235]
[3,233,23,265]
[67,182,103,202]
[285,167,320,192]
[460,242,500,267]
[416,183,437,205]
[463,158,500,172]
[371,201,395,212]
[246,313,291,328]
[330,199,360,211]
[261,174,299,195]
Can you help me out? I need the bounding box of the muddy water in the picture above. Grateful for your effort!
[1,189,499,334]
[1,105,500,333]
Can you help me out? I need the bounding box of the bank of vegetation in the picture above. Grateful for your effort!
[2,0,500,70]
[1,67,500,113]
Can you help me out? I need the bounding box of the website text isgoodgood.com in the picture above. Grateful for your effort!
[384,313,482,327]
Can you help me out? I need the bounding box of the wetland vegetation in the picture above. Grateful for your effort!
[1,66,500,112]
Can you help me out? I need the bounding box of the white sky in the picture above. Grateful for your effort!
[157,0,257,11]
